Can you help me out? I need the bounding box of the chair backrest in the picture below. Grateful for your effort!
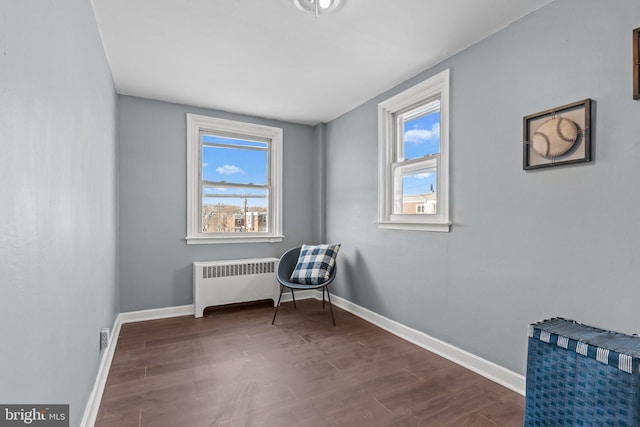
[277,246,301,283]
[277,246,338,287]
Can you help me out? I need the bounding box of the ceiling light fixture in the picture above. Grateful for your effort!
[292,0,343,18]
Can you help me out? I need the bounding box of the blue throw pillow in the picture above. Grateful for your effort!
[289,244,341,285]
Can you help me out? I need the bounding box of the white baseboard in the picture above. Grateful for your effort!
[273,289,524,393]
[277,289,317,304]
[80,315,123,427]
[118,304,195,323]
[323,292,525,395]
[82,295,524,426]
[80,304,194,427]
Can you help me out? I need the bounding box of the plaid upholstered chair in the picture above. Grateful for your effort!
[271,244,340,326]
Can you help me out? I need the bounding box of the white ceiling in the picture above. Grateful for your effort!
[92,0,553,126]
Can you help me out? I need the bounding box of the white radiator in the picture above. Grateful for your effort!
[193,257,279,318]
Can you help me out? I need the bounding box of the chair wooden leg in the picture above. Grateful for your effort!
[272,285,284,325]
[326,287,336,326]
[291,288,296,309]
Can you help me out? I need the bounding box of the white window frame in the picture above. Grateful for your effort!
[186,114,284,244]
[377,69,450,232]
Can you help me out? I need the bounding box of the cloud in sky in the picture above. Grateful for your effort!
[203,162,208,167]
[404,123,440,144]
[216,164,243,175]
[414,172,432,179]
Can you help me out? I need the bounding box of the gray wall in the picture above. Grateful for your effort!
[0,0,118,424]
[117,96,320,312]
[325,0,640,374]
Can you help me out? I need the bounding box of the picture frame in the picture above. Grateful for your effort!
[523,99,591,170]
[634,27,639,100]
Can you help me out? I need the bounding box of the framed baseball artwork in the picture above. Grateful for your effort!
[523,99,592,170]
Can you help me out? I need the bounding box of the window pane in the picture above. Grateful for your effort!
[202,189,268,233]
[395,167,437,215]
[403,110,440,160]
[202,144,267,185]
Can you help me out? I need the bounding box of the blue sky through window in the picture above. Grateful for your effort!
[201,135,268,208]
[202,136,267,184]
[402,111,439,196]
[402,168,437,197]
[403,111,440,160]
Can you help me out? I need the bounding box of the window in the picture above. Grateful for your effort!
[186,114,283,244]
[377,69,450,232]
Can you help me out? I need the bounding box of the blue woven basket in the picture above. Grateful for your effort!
[525,318,640,426]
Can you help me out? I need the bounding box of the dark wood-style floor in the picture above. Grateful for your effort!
[96,299,524,427]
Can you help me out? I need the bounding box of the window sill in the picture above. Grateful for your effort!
[376,221,450,233]
[186,235,285,245]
